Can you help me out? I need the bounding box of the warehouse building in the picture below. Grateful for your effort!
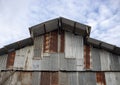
[0,17,120,85]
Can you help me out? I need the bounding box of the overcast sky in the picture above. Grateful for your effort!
[0,0,120,48]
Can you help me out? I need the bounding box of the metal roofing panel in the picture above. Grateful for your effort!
[45,18,58,32]
[30,24,44,37]
[101,42,115,51]
[87,38,101,47]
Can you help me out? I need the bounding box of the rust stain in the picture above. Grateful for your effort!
[6,51,15,69]
[44,30,58,53]
[60,30,65,53]
[51,72,59,85]
[41,72,51,85]
[84,45,90,69]
[96,72,106,85]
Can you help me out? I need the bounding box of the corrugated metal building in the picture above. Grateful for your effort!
[0,17,120,85]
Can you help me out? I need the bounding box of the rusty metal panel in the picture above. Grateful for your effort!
[51,72,59,85]
[91,47,101,71]
[100,50,110,71]
[6,51,15,69]
[60,30,65,53]
[0,54,8,70]
[109,53,120,70]
[34,36,43,59]
[44,31,58,53]
[84,45,91,70]
[40,72,51,85]
[96,72,106,85]
[79,72,96,85]
[14,46,33,70]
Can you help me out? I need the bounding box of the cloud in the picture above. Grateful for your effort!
[0,0,120,48]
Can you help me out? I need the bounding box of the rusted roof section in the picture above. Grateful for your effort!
[29,17,91,37]
[87,38,120,55]
[0,38,33,56]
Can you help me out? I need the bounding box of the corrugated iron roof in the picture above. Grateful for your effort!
[0,38,33,56]
[0,17,120,56]
[87,38,120,55]
[29,17,91,37]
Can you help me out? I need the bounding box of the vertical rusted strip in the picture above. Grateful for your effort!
[50,31,58,53]
[96,72,106,85]
[84,45,90,69]
[6,51,15,69]
[41,72,51,85]
[60,30,64,53]
[43,33,50,53]
[44,30,58,53]
[51,72,59,85]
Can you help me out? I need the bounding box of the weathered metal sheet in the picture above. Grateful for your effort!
[78,72,96,85]
[40,72,59,85]
[32,72,41,85]
[100,50,110,71]
[6,51,15,69]
[65,32,83,59]
[84,45,91,70]
[109,53,120,70]
[33,53,59,71]
[40,54,59,70]
[41,72,50,85]
[60,53,77,71]
[24,46,33,70]
[34,36,43,59]
[14,46,33,70]
[44,31,58,53]
[105,72,120,85]
[60,30,65,53]
[96,72,106,85]
[60,72,78,85]
[65,32,84,70]
[91,47,101,71]
[0,54,8,70]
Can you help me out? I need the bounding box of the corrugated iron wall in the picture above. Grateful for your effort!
[0,30,120,85]
[0,71,120,85]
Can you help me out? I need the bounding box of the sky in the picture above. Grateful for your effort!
[0,0,120,48]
